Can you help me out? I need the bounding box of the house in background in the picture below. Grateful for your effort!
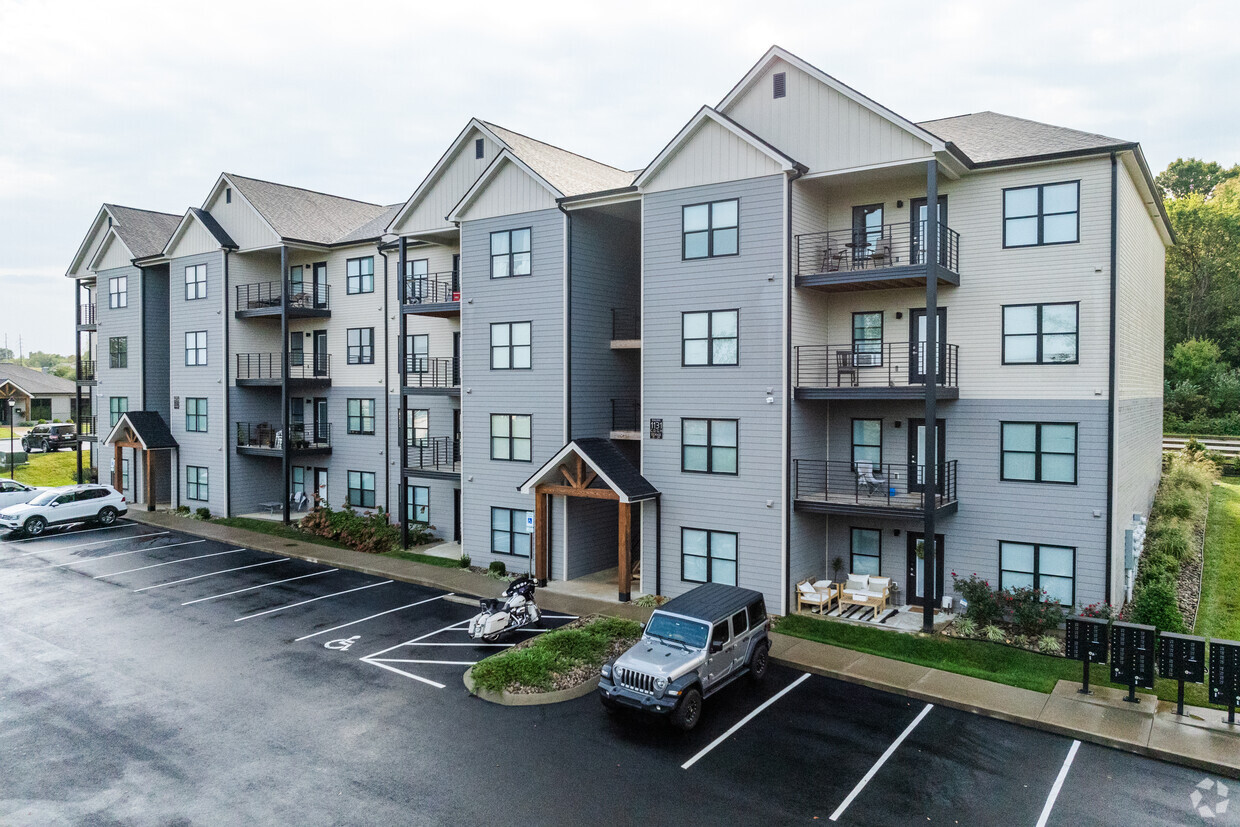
[0,363,78,425]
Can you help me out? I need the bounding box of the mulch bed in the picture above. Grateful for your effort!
[490,614,641,695]
[1174,508,1208,630]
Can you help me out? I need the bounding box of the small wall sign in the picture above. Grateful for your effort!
[649,418,663,440]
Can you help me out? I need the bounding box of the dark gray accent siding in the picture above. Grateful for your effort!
[640,175,786,608]
[141,264,171,420]
[565,497,619,579]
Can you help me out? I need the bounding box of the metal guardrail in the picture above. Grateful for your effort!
[407,435,460,470]
[612,399,640,431]
[793,459,958,510]
[794,342,958,389]
[612,308,641,340]
[236,353,330,380]
[404,356,459,388]
[78,304,96,326]
[235,422,331,451]
[76,416,96,437]
[794,221,960,277]
[403,271,459,305]
[78,360,96,381]
[235,281,330,311]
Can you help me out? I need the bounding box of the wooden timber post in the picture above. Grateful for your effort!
[113,443,122,492]
[618,500,631,602]
[145,449,154,511]
[534,491,548,585]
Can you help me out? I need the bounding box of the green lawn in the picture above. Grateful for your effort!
[382,549,465,569]
[209,516,351,550]
[471,617,642,693]
[11,448,89,487]
[1195,481,1240,642]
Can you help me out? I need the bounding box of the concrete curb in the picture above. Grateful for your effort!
[464,669,600,706]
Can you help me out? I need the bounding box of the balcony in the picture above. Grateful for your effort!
[403,356,460,396]
[234,282,331,319]
[77,360,97,384]
[611,308,641,349]
[77,304,97,328]
[402,271,460,316]
[235,353,331,388]
[235,422,332,457]
[77,416,97,441]
[794,222,960,292]
[405,435,461,479]
[793,459,958,518]
[611,399,640,440]
[794,343,958,400]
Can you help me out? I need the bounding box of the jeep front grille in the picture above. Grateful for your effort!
[616,667,655,695]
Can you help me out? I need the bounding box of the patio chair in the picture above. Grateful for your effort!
[840,574,890,614]
[870,236,893,268]
[836,350,859,387]
[290,491,310,512]
[855,461,886,496]
[797,579,836,614]
[821,242,845,273]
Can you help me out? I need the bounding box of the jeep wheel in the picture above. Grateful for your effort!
[97,507,118,526]
[24,516,47,537]
[671,687,702,732]
[749,640,770,682]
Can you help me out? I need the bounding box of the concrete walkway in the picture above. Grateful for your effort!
[129,510,1240,777]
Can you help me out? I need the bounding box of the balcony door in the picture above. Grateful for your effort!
[907,418,945,494]
[312,263,327,308]
[313,397,328,443]
[851,204,884,265]
[910,196,948,266]
[312,330,328,377]
[314,467,329,508]
[453,332,461,385]
[906,532,945,608]
[909,308,947,384]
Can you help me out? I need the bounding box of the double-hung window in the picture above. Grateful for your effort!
[406,334,428,374]
[109,276,127,308]
[852,419,882,468]
[109,396,128,427]
[681,418,738,474]
[1000,541,1075,605]
[850,528,881,576]
[109,337,127,369]
[1002,303,1078,364]
[347,328,374,365]
[185,331,207,366]
[406,408,428,447]
[347,256,374,294]
[490,414,531,461]
[186,466,209,501]
[682,199,738,259]
[407,484,430,525]
[1003,181,1080,247]
[1001,422,1077,484]
[852,312,883,365]
[490,228,531,278]
[347,398,376,435]
[681,528,737,586]
[491,507,532,557]
[347,471,376,508]
[185,398,208,432]
[490,322,531,369]
[682,310,738,365]
[185,264,207,300]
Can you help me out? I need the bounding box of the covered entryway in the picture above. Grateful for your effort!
[519,438,658,602]
[102,412,177,511]
[0,381,32,426]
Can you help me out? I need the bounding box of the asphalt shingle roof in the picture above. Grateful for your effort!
[565,438,659,501]
[108,411,178,449]
[333,204,402,245]
[916,111,1132,166]
[0,363,76,395]
[104,205,181,259]
[483,122,635,196]
[225,174,390,246]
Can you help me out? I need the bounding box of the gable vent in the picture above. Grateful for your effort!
[225,187,232,204]
[475,138,485,159]
[773,72,786,99]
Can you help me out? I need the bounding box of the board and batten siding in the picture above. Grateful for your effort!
[205,182,279,251]
[397,128,502,234]
[457,160,559,224]
[640,174,786,610]
[93,233,135,272]
[458,208,565,572]
[641,118,786,194]
[721,56,934,175]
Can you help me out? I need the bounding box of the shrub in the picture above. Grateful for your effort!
[1078,602,1117,620]
[984,625,1005,642]
[1002,585,1067,638]
[300,502,399,554]
[470,616,642,693]
[1128,580,1186,633]
[407,522,437,546]
[174,505,190,516]
[1037,635,1062,655]
[954,617,977,637]
[951,572,1002,626]
[488,561,507,577]
[458,554,471,568]
[633,594,668,608]
[194,507,211,520]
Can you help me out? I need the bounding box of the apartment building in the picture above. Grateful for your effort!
[67,46,1169,615]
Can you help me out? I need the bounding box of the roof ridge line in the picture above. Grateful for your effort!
[224,173,385,209]
[481,120,631,175]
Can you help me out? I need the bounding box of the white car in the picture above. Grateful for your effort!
[0,479,47,509]
[0,484,128,536]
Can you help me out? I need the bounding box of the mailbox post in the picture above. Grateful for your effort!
[1208,638,1240,725]
[1110,621,1157,704]
[1157,631,1206,717]
[1064,616,1109,695]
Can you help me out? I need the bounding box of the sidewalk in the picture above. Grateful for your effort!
[130,511,1240,778]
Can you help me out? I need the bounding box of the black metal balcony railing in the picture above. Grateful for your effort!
[76,416,96,437]
[236,353,330,381]
[235,281,330,311]
[794,342,958,389]
[793,459,958,510]
[402,271,459,305]
[235,422,332,451]
[794,221,960,277]
[611,399,640,432]
[78,304,96,326]
[78,360,97,381]
[612,308,641,340]
[404,356,459,388]
[407,435,460,470]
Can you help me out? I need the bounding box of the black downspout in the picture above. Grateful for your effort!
[557,204,573,441]
[1106,154,1118,605]
[398,237,408,549]
[379,245,391,522]
[280,245,291,525]
[223,249,231,517]
[784,167,802,616]
[655,494,662,597]
[922,160,939,634]
[75,281,83,484]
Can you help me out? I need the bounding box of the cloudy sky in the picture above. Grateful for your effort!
[1,0,1236,356]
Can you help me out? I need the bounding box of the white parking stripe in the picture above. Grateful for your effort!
[181,569,338,605]
[0,523,130,544]
[47,538,206,568]
[360,619,471,660]
[294,594,450,642]
[359,658,446,689]
[13,531,170,557]
[1035,740,1080,827]
[681,673,811,770]
[132,559,288,592]
[93,549,247,579]
[369,658,478,666]
[829,703,934,821]
[233,580,392,622]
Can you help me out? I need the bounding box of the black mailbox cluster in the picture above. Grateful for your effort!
[1209,639,1240,715]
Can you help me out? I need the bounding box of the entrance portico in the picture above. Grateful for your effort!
[102,412,177,510]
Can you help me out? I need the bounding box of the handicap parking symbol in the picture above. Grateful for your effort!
[324,636,361,651]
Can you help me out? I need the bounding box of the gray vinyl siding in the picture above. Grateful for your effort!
[324,385,387,512]
[226,389,276,514]
[569,208,640,438]
[141,264,171,422]
[95,265,144,502]
[405,477,459,544]
[1113,395,1162,596]
[640,174,786,608]
[459,208,565,570]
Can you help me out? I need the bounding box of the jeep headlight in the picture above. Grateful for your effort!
[654,676,668,694]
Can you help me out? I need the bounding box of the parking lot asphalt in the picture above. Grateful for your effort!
[0,519,1229,826]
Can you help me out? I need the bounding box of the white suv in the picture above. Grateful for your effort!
[0,484,128,536]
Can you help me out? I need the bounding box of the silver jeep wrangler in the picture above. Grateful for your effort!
[598,583,770,731]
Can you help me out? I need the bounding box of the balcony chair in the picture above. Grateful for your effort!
[821,243,845,273]
[290,491,310,512]
[855,461,886,496]
[870,236,893,268]
[836,350,859,387]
